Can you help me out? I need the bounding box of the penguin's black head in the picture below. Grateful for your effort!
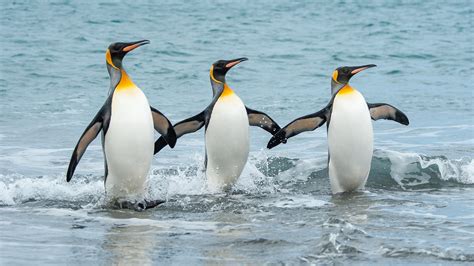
[331,64,376,84]
[106,40,150,69]
[210,57,248,83]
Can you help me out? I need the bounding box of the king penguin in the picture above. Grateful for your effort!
[267,65,409,194]
[154,58,281,191]
[66,40,177,210]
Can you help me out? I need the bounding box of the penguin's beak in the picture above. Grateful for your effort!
[225,57,248,69]
[123,40,150,53]
[349,64,377,75]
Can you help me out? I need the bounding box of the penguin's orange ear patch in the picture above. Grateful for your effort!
[210,65,222,83]
[106,49,117,69]
[332,70,339,82]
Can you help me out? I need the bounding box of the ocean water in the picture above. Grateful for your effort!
[1,0,473,264]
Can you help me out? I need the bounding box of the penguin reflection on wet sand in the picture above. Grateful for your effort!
[268,65,409,194]
[154,58,281,191]
[66,40,177,210]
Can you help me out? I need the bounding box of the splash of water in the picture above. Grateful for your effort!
[0,149,472,206]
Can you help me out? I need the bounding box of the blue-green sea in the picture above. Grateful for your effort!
[1,1,473,264]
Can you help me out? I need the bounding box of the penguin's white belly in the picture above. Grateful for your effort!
[205,94,249,191]
[327,90,373,193]
[104,88,154,200]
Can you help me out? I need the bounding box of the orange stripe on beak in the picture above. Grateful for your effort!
[225,58,248,68]
[350,64,376,75]
[122,40,150,52]
[351,67,369,75]
[225,61,241,68]
[123,44,140,52]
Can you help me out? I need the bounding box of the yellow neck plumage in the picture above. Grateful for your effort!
[115,70,136,91]
[337,84,355,95]
[221,83,234,97]
[106,49,136,91]
[209,65,234,98]
[332,70,355,95]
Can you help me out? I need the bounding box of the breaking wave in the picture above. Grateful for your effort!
[0,150,472,206]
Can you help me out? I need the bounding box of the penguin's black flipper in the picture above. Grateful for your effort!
[154,111,206,154]
[150,106,177,148]
[67,111,103,182]
[246,107,281,135]
[267,108,328,149]
[367,103,409,125]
